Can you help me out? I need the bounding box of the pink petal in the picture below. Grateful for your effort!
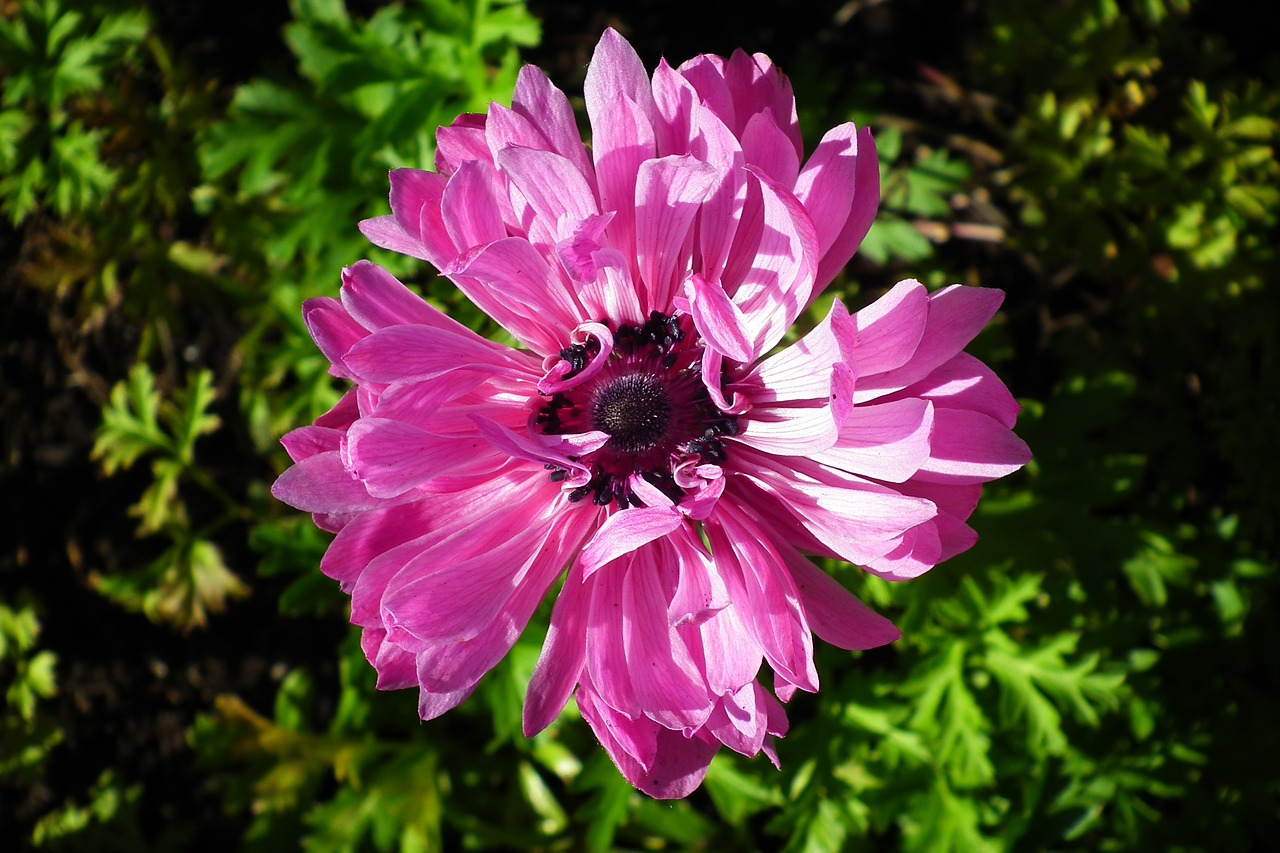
[497,145,600,246]
[339,261,447,331]
[360,627,418,690]
[693,601,763,696]
[434,113,490,175]
[634,155,718,312]
[686,273,754,363]
[623,552,715,730]
[732,450,938,565]
[440,159,508,252]
[343,324,531,385]
[524,560,590,736]
[578,687,719,799]
[511,64,594,188]
[747,298,856,403]
[729,169,819,358]
[586,564,641,719]
[271,451,384,514]
[281,425,343,463]
[850,279,929,379]
[914,408,1032,484]
[448,237,584,330]
[858,284,1006,398]
[320,501,434,586]
[783,551,901,650]
[809,125,879,291]
[741,110,800,188]
[896,352,1021,428]
[580,506,684,578]
[303,297,366,378]
[344,418,490,499]
[815,397,935,483]
[862,521,943,580]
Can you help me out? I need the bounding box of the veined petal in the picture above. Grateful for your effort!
[914,408,1032,484]
[623,549,715,731]
[344,418,491,499]
[344,324,533,384]
[271,451,384,514]
[303,297,366,378]
[635,155,718,312]
[782,549,901,650]
[441,159,508,251]
[524,560,590,736]
[511,63,594,188]
[580,505,684,578]
[686,273,754,363]
[850,279,929,379]
[814,397,935,483]
[497,145,600,246]
[857,284,1006,399]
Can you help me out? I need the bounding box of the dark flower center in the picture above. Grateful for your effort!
[590,373,672,453]
[535,312,737,507]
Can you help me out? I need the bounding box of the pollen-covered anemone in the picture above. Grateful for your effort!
[272,29,1031,798]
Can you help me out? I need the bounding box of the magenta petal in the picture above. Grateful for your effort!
[524,561,590,736]
[579,688,719,799]
[344,324,530,384]
[850,279,929,378]
[321,501,433,586]
[271,451,382,514]
[623,552,714,731]
[784,551,901,650]
[686,273,754,363]
[580,506,684,578]
[440,160,508,251]
[281,425,343,463]
[635,155,719,311]
[303,297,366,378]
[916,408,1032,484]
[345,417,487,499]
[816,397,935,483]
[361,628,418,690]
[340,261,446,332]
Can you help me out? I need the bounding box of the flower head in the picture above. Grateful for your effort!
[273,29,1031,798]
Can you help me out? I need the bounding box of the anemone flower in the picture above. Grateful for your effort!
[272,28,1031,798]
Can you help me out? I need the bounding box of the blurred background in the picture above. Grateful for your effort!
[2,0,1277,849]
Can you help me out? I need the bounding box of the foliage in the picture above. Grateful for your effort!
[5,0,1278,849]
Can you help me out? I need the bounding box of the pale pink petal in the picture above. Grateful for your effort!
[895,352,1022,428]
[281,425,343,463]
[303,297,366,378]
[857,284,1006,398]
[850,279,929,379]
[740,110,800,188]
[809,125,879,291]
[344,417,491,499]
[434,113,490,175]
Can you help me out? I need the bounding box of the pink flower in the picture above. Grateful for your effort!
[272,29,1030,798]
